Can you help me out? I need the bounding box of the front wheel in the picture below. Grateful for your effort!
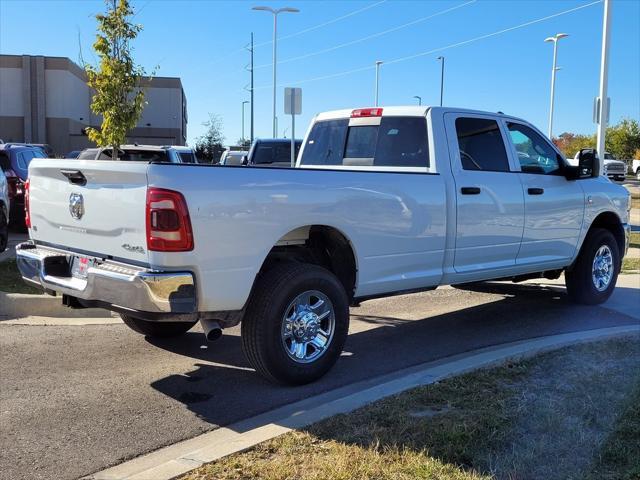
[241,262,350,385]
[120,314,196,338]
[565,228,620,305]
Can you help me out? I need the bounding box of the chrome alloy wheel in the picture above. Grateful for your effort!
[592,245,614,292]
[281,290,335,364]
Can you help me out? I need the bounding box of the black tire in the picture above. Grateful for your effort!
[241,262,350,385]
[565,228,620,305]
[120,314,196,338]
[0,210,8,253]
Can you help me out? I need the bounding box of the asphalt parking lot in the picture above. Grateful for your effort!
[1,274,638,480]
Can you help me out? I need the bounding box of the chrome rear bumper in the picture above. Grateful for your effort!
[16,241,196,320]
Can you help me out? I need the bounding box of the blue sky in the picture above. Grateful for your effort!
[1,0,638,146]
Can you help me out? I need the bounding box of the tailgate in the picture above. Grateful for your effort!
[28,159,149,263]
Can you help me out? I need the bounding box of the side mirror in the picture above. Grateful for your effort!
[241,155,248,166]
[565,148,596,180]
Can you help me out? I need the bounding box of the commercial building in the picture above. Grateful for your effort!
[0,54,187,155]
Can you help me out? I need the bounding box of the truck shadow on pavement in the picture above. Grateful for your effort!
[146,282,638,433]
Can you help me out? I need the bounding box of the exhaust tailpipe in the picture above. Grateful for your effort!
[200,318,223,342]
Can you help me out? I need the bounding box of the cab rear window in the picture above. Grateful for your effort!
[301,116,429,169]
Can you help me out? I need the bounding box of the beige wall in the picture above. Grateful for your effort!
[44,69,93,123]
[0,54,187,154]
[0,67,23,116]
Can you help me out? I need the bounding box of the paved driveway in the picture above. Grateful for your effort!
[1,275,638,480]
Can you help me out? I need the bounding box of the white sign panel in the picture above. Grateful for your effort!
[284,87,302,115]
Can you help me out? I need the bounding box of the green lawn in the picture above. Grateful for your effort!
[0,259,41,294]
[622,257,640,273]
[182,337,640,480]
[630,232,640,249]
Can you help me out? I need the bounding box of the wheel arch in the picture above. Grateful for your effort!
[583,211,625,260]
[255,224,359,301]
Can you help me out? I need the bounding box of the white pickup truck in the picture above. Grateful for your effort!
[17,106,631,384]
[570,151,627,182]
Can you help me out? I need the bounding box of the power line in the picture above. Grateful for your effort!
[254,0,476,70]
[257,0,602,90]
[212,0,388,64]
[255,0,388,47]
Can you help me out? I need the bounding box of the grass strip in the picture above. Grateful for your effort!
[0,259,41,294]
[182,337,640,480]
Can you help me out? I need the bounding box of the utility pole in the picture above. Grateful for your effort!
[374,60,383,106]
[245,33,255,145]
[413,95,422,106]
[596,0,612,176]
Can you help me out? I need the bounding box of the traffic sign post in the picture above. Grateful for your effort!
[284,87,302,167]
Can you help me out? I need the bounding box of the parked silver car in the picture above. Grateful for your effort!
[219,150,248,166]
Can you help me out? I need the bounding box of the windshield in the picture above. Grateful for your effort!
[97,149,168,162]
[604,153,616,160]
[253,141,301,164]
[178,151,196,163]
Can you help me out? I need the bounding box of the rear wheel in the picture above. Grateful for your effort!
[241,262,350,385]
[565,228,620,305]
[120,314,196,338]
[0,210,8,253]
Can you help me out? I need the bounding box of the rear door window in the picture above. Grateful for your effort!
[455,117,510,172]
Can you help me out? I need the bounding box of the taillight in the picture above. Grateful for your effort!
[351,108,383,118]
[4,169,17,199]
[146,188,193,252]
[24,179,31,228]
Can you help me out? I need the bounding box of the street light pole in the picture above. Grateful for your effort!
[374,60,383,106]
[596,0,611,176]
[544,33,569,139]
[241,101,249,143]
[413,95,422,106]
[437,56,445,107]
[252,6,299,138]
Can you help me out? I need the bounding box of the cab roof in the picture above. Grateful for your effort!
[314,106,521,122]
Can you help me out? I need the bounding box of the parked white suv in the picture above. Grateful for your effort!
[77,145,185,163]
[16,106,631,384]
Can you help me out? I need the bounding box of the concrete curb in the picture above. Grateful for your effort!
[1,315,121,326]
[85,324,640,480]
[0,291,112,321]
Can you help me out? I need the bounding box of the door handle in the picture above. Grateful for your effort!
[527,187,544,195]
[60,170,87,186]
[460,187,481,195]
